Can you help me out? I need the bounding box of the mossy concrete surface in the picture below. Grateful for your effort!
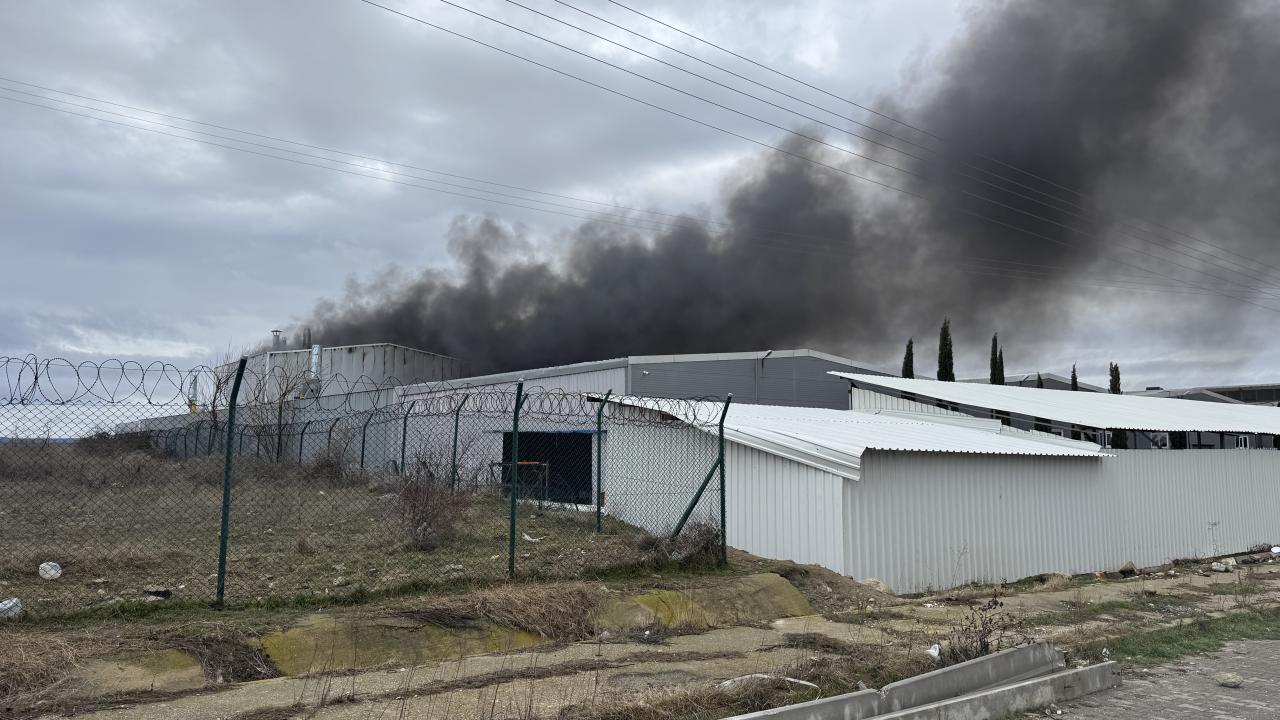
[68,648,206,696]
[600,573,814,630]
[259,613,547,676]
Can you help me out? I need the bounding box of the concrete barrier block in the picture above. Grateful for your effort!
[726,688,882,720]
[879,641,1064,712]
[871,662,1119,719]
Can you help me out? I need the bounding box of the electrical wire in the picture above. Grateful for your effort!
[358,0,1280,308]
[601,0,1280,284]
[519,0,1280,296]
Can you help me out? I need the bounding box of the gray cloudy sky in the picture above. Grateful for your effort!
[2,0,1278,389]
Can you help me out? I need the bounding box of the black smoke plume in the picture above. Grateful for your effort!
[300,0,1280,376]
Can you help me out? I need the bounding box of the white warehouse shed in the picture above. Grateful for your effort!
[602,394,1280,594]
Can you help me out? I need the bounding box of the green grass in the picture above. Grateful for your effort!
[1080,606,1280,667]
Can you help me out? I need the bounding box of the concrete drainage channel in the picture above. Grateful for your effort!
[728,642,1118,719]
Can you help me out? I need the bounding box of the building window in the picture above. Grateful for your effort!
[1149,432,1170,449]
[1236,435,1251,449]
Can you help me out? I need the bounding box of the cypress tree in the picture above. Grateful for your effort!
[989,334,1001,385]
[1036,372,1045,389]
[997,349,1005,384]
[1070,364,1079,391]
[1109,363,1122,394]
[901,338,914,379]
[937,318,955,381]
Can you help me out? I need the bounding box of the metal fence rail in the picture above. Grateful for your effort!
[0,356,728,616]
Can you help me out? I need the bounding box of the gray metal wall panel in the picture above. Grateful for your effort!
[632,356,856,407]
[851,450,1280,593]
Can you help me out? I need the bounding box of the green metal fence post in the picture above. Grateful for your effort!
[358,412,375,471]
[399,401,415,476]
[298,420,312,464]
[671,394,732,540]
[718,395,731,566]
[450,395,469,489]
[508,382,525,579]
[595,390,612,533]
[215,357,248,608]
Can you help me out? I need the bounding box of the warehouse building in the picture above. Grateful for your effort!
[840,373,1280,449]
[400,349,887,409]
[599,377,1280,593]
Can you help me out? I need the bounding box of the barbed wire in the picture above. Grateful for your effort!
[2,357,732,435]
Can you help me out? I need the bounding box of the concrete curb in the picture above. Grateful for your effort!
[870,662,1119,719]
[879,642,1064,712]
[725,643,1112,720]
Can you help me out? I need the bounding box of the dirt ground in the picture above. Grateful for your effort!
[0,446,655,616]
[7,553,1280,720]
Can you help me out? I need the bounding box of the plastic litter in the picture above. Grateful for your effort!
[0,597,21,619]
[719,673,818,690]
[38,561,62,580]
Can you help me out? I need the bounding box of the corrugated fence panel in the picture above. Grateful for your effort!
[851,450,1280,593]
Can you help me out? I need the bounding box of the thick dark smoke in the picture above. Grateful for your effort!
[300,0,1280,376]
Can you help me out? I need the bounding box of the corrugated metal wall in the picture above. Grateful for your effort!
[725,440,846,572]
[851,449,1280,593]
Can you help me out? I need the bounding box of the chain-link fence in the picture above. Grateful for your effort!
[0,355,728,616]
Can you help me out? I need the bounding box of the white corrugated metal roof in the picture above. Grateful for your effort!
[607,397,1106,480]
[833,373,1280,434]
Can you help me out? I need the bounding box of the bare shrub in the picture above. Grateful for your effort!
[638,519,722,568]
[308,439,352,483]
[398,474,468,551]
[940,593,1033,664]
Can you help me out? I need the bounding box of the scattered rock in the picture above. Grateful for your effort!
[377,493,398,505]
[1118,561,1138,577]
[333,577,350,587]
[143,595,165,603]
[143,586,172,599]
[1214,671,1243,688]
[1221,557,1238,569]
[88,578,108,585]
[38,561,62,580]
[860,578,893,595]
[1166,570,1178,577]
[1211,562,1229,573]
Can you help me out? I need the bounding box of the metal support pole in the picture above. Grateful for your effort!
[671,395,732,540]
[359,412,375,471]
[718,395,731,566]
[399,401,415,476]
[450,395,469,489]
[298,420,312,464]
[595,390,612,533]
[215,357,248,608]
[508,382,525,579]
[326,417,340,451]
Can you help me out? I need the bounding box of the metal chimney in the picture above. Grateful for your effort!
[310,344,323,381]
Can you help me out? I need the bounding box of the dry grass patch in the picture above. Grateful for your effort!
[397,582,608,641]
[0,629,78,704]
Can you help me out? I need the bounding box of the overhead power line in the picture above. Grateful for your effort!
[3,88,1262,305]
[355,0,1280,309]
[0,79,849,252]
[517,0,1280,297]
[601,0,1280,286]
[0,90,870,265]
